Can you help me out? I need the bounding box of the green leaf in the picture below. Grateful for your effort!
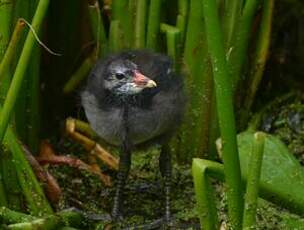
[237,132,304,214]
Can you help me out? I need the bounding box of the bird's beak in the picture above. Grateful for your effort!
[133,70,157,88]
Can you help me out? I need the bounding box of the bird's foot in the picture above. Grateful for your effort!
[111,204,124,223]
[111,212,124,223]
[162,215,176,229]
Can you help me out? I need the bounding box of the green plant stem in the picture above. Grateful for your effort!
[0,19,25,209]
[5,126,53,216]
[222,0,242,48]
[6,209,84,230]
[0,0,13,60]
[179,0,213,160]
[228,0,259,91]
[0,0,50,143]
[202,0,243,228]
[134,0,147,48]
[13,0,32,142]
[1,148,22,211]
[241,0,274,128]
[176,0,188,47]
[192,159,219,230]
[112,0,132,48]
[146,0,161,50]
[109,20,123,53]
[63,52,96,94]
[0,207,35,224]
[242,132,265,229]
[160,23,180,70]
[88,1,107,57]
[0,19,25,97]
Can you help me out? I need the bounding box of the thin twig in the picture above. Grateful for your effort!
[20,18,62,56]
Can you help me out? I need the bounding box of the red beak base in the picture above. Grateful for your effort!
[133,71,157,88]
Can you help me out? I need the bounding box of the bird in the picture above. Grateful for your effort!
[81,50,185,225]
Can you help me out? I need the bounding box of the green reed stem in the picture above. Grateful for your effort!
[202,0,243,228]
[0,19,25,92]
[242,132,265,229]
[63,52,96,94]
[88,1,108,58]
[5,127,53,216]
[112,0,132,48]
[0,0,13,60]
[222,0,242,48]
[241,0,274,128]
[192,159,219,230]
[0,0,50,143]
[0,207,35,224]
[228,0,259,91]
[160,23,180,70]
[134,0,147,48]
[179,0,212,160]
[6,209,83,230]
[146,0,161,50]
[109,20,123,53]
[1,148,22,211]
[176,0,189,47]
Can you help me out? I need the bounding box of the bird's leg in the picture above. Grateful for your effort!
[159,144,172,225]
[112,141,132,221]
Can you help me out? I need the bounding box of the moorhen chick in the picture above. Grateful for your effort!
[81,50,185,225]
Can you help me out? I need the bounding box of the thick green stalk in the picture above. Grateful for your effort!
[0,0,50,143]
[109,20,124,53]
[146,0,161,50]
[88,1,108,57]
[112,0,132,48]
[63,52,96,94]
[134,0,147,48]
[242,132,265,229]
[0,207,35,224]
[13,0,32,142]
[6,209,84,230]
[228,0,259,91]
[160,24,180,69]
[202,0,243,228]
[1,148,22,211]
[0,0,17,209]
[0,20,26,210]
[179,0,213,160]
[222,0,242,48]
[0,0,14,100]
[0,19,25,92]
[0,0,13,60]
[192,159,219,230]
[5,127,53,216]
[240,0,274,128]
[176,0,189,49]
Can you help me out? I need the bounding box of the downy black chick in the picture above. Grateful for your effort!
[81,50,185,224]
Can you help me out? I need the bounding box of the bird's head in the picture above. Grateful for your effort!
[103,59,157,95]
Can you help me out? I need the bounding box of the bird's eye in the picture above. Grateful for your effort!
[115,73,125,80]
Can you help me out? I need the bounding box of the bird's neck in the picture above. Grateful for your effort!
[101,88,159,109]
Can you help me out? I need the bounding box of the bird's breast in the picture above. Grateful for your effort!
[82,90,182,146]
